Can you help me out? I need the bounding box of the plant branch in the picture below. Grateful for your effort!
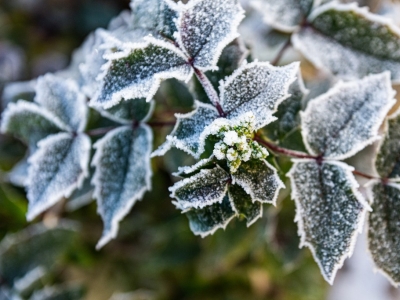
[271,38,291,66]
[192,67,226,117]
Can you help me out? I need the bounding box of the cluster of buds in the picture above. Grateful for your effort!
[210,112,269,173]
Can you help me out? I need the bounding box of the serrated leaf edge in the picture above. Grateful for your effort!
[172,155,215,177]
[227,188,263,227]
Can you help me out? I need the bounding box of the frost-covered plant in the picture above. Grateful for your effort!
[3,0,400,287]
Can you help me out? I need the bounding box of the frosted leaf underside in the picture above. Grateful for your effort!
[375,115,400,180]
[170,166,230,210]
[103,98,154,123]
[301,73,395,159]
[130,0,178,39]
[177,0,244,70]
[220,62,298,129]
[292,3,400,81]
[93,41,192,108]
[93,125,152,248]
[35,74,87,132]
[27,133,91,220]
[368,183,400,286]
[289,160,366,284]
[186,195,235,237]
[1,101,63,149]
[252,0,313,32]
[153,101,219,157]
[228,184,262,227]
[174,156,216,177]
[232,159,283,205]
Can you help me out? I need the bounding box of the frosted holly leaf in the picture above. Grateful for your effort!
[220,61,299,129]
[173,155,216,178]
[92,39,193,108]
[232,159,284,205]
[7,155,29,187]
[368,182,400,286]
[35,74,88,132]
[176,0,245,71]
[301,72,395,160]
[251,0,314,32]
[26,133,91,221]
[152,101,219,158]
[2,79,36,106]
[1,100,65,148]
[92,125,152,249]
[0,222,77,286]
[292,2,400,82]
[101,98,154,124]
[186,195,235,237]
[130,0,178,40]
[375,114,400,180]
[228,184,262,227]
[170,165,230,210]
[264,71,309,142]
[288,160,368,284]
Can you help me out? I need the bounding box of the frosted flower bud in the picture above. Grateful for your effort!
[213,142,227,160]
[226,148,238,161]
[223,131,239,146]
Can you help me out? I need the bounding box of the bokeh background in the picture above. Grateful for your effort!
[0,0,400,299]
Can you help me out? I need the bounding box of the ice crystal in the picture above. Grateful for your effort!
[288,160,368,284]
[301,72,395,160]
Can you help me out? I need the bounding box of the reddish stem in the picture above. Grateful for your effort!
[271,38,292,66]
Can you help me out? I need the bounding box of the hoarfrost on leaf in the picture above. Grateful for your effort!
[231,159,284,205]
[92,125,152,249]
[292,2,400,82]
[152,101,219,158]
[92,39,193,108]
[368,182,400,286]
[26,133,91,221]
[375,114,400,180]
[228,184,262,227]
[220,61,299,129]
[251,0,314,32]
[186,195,235,237]
[301,72,395,160]
[288,160,368,284]
[100,98,154,124]
[176,0,245,71]
[169,166,230,210]
[173,155,216,178]
[35,74,88,132]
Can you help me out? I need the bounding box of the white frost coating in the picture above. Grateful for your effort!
[231,159,285,205]
[2,79,36,106]
[92,125,153,249]
[175,0,245,71]
[301,72,396,160]
[152,100,219,158]
[288,159,369,284]
[220,61,299,129]
[169,165,230,210]
[7,155,29,187]
[173,155,215,177]
[35,74,88,132]
[251,0,313,33]
[26,133,91,221]
[91,37,193,109]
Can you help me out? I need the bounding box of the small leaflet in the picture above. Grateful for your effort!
[26,133,91,221]
[264,71,309,143]
[228,184,262,227]
[368,182,400,286]
[288,160,368,284]
[186,195,235,237]
[176,0,245,70]
[169,166,230,210]
[7,155,29,187]
[1,79,36,106]
[92,125,152,249]
[232,159,284,205]
[35,74,88,132]
[292,2,400,82]
[100,98,154,124]
[251,0,314,32]
[220,61,299,129]
[0,222,77,286]
[301,72,395,160]
[173,155,216,177]
[92,39,193,108]
[0,100,65,149]
[130,0,178,39]
[152,101,219,158]
[375,114,400,180]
